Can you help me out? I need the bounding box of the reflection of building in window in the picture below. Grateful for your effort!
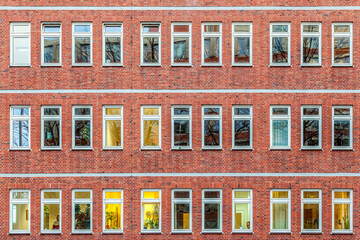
[332,23,352,65]
[233,23,252,65]
[103,24,122,65]
[172,23,191,65]
[72,106,92,149]
[233,106,252,149]
[202,106,222,149]
[270,23,290,65]
[301,106,321,149]
[302,23,321,65]
[72,23,92,65]
[42,24,61,65]
[141,24,160,65]
[332,106,352,149]
[42,106,61,149]
[202,23,221,65]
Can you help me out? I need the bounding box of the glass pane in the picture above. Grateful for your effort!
[334,120,350,147]
[303,25,319,32]
[174,191,190,199]
[203,37,220,63]
[204,25,220,32]
[105,192,122,199]
[13,120,29,147]
[105,203,122,230]
[334,25,350,33]
[272,25,288,32]
[303,108,319,115]
[234,25,250,32]
[143,108,159,115]
[173,120,190,146]
[105,25,122,32]
[234,203,251,229]
[334,108,350,115]
[44,120,60,147]
[234,37,250,63]
[143,203,160,230]
[272,191,289,198]
[74,120,91,147]
[13,37,30,64]
[204,108,220,115]
[43,204,60,230]
[204,191,220,199]
[204,203,220,229]
[12,204,29,230]
[75,108,91,115]
[44,108,60,115]
[272,37,288,63]
[303,120,319,147]
[272,203,288,229]
[74,204,91,230]
[334,192,350,199]
[143,120,159,147]
[234,108,250,115]
[174,203,190,229]
[13,25,30,32]
[143,25,159,33]
[204,120,220,146]
[334,37,350,64]
[75,37,91,63]
[13,108,29,116]
[44,191,60,199]
[44,37,60,63]
[75,191,91,199]
[74,25,90,32]
[174,108,189,115]
[334,204,350,229]
[303,191,319,198]
[303,204,320,229]
[105,37,121,63]
[143,37,159,63]
[173,37,189,63]
[234,191,250,199]
[44,25,60,32]
[174,25,189,32]
[303,37,319,64]
[272,120,288,147]
[105,120,122,147]
[105,108,121,115]
[143,191,160,199]
[234,120,250,146]
[272,108,288,115]
[12,192,29,199]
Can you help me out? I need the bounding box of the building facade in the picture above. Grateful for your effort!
[1,0,360,239]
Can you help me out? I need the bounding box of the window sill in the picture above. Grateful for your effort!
[140,231,162,234]
[331,232,353,235]
[102,148,124,151]
[269,148,291,151]
[40,148,62,151]
[9,65,32,68]
[71,64,93,67]
[102,64,124,67]
[171,64,193,67]
[9,148,31,151]
[231,148,253,151]
[201,231,223,234]
[331,65,353,67]
[40,232,62,235]
[301,232,322,235]
[139,64,162,67]
[171,231,192,234]
[71,232,93,235]
[201,64,223,67]
[40,65,62,67]
[300,64,322,67]
[269,64,291,67]
[269,231,292,234]
[171,148,192,151]
[201,148,223,151]
[8,232,31,235]
[140,148,162,151]
[300,148,322,151]
[231,231,253,234]
[101,231,123,234]
[71,148,93,151]
[331,148,354,151]
[231,64,253,67]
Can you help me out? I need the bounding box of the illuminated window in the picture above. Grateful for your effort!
[232,189,252,232]
[171,22,191,66]
[232,105,252,149]
[172,189,192,233]
[10,106,30,149]
[41,106,61,149]
[103,190,123,233]
[72,106,92,149]
[232,22,252,66]
[301,190,321,233]
[141,106,161,149]
[270,189,291,233]
[10,22,31,66]
[202,22,222,66]
[270,106,291,149]
[301,106,321,149]
[41,190,61,233]
[103,23,123,66]
[332,23,352,66]
[10,190,30,234]
[72,189,92,233]
[141,23,161,65]
[202,106,222,149]
[301,23,321,66]
[332,189,353,233]
[103,106,123,149]
[202,189,222,233]
[141,189,161,233]
[72,22,92,66]
[41,23,61,66]
[270,23,291,66]
[171,105,191,149]
[332,106,352,150]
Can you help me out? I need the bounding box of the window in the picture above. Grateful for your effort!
[141,23,161,65]
[72,190,92,233]
[332,190,353,233]
[103,190,123,233]
[332,23,352,66]
[41,190,61,233]
[141,106,161,149]
[41,106,61,149]
[301,106,321,149]
[232,189,253,232]
[270,190,291,233]
[232,23,252,66]
[10,22,31,66]
[10,106,30,149]
[103,23,123,66]
[202,23,222,66]
[270,106,291,149]
[103,106,123,149]
[202,106,222,149]
[202,189,222,233]
[232,105,252,149]
[171,105,191,149]
[10,190,30,233]
[171,22,191,66]
[270,23,291,66]
[332,106,352,149]
[72,106,92,149]
[141,189,161,233]
[301,190,321,233]
[41,23,61,66]
[171,189,192,233]
[72,23,92,65]
[301,23,321,66]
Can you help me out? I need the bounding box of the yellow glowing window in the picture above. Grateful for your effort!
[105,192,122,199]
[143,120,159,146]
[303,191,319,198]
[105,108,122,115]
[105,204,122,230]
[75,191,91,199]
[143,191,160,199]
[272,191,288,198]
[143,108,159,115]
[44,192,60,199]
[334,192,350,199]
[234,191,250,199]
[105,120,122,146]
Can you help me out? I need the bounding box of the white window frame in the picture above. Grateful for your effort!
[102,22,123,66]
[201,22,222,66]
[140,22,161,66]
[140,105,161,150]
[10,106,31,150]
[171,189,192,233]
[301,105,322,150]
[301,22,321,66]
[41,22,62,66]
[301,189,321,233]
[72,105,93,150]
[141,189,161,233]
[232,22,253,66]
[9,189,31,234]
[270,105,291,149]
[202,189,222,233]
[270,189,291,233]
[41,189,62,234]
[72,22,93,66]
[270,22,291,66]
[41,106,62,150]
[232,189,253,233]
[171,22,192,66]
[72,189,93,234]
[10,22,31,66]
[332,23,353,66]
[332,189,353,234]
[202,105,222,149]
[232,105,253,149]
[171,105,192,150]
[102,105,123,150]
[102,189,123,233]
[332,106,353,150]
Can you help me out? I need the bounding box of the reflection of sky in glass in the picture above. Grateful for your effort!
[13,108,29,116]
[203,38,219,58]
[13,120,29,147]
[74,25,90,32]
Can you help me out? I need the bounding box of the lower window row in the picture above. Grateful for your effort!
[9,188,353,234]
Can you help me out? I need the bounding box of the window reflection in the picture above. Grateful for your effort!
[75,37,91,63]
[74,204,91,230]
